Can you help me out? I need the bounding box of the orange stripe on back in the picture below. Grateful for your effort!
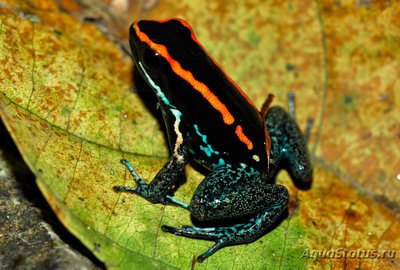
[174,19,262,121]
[235,125,254,150]
[133,23,235,125]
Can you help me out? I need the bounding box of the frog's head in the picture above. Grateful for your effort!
[129,19,212,97]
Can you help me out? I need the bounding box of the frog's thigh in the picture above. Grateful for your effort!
[190,164,289,222]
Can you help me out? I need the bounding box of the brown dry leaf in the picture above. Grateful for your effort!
[0,0,399,269]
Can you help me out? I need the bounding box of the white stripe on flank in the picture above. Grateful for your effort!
[138,61,171,106]
[138,61,185,163]
[170,108,184,163]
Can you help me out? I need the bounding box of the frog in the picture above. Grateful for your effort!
[113,18,313,262]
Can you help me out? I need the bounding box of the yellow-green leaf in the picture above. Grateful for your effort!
[1,1,399,269]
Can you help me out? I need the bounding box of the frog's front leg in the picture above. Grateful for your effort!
[114,107,190,208]
[113,155,189,208]
[162,163,289,262]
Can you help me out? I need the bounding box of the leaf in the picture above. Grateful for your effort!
[1,1,399,270]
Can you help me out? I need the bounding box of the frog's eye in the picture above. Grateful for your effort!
[142,48,162,70]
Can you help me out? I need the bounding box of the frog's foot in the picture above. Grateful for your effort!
[162,202,286,262]
[113,159,189,210]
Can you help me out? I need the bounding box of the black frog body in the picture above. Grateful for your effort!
[114,18,312,262]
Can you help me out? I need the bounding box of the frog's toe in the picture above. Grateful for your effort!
[162,225,232,262]
[197,239,226,262]
[120,158,147,186]
[164,195,190,210]
[161,225,220,240]
[113,185,138,193]
[161,225,182,234]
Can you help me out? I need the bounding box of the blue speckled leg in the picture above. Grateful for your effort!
[266,106,313,188]
[114,158,189,209]
[163,203,286,262]
[114,103,192,208]
[162,163,289,262]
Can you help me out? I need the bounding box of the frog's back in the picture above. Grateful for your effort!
[155,20,268,171]
[179,74,268,172]
[130,19,269,171]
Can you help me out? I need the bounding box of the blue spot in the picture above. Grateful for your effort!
[200,145,217,157]
[193,124,220,157]
[212,158,225,168]
[193,124,207,144]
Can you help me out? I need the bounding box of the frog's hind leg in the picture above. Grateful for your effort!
[161,163,289,262]
[266,105,313,188]
[162,203,287,262]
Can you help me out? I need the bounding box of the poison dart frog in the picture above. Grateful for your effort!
[114,18,313,262]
